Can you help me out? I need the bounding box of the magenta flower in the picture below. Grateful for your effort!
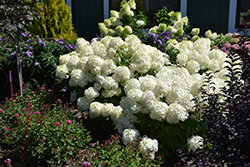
[66,120,72,125]
[41,87,45,90]
[34,111,40,115]
[14,114,19,118]
[55,122,60,126]
[82,161,91,166]
[3,126,7,131]
[4,158,11,163]
[0,109,3,113]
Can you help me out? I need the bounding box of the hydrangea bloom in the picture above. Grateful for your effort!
[122,128,140,145]
[187,135,204,151]
[139,136,158,159]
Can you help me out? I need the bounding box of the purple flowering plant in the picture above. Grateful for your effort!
[0,84,91,166]
[0,31,76,100]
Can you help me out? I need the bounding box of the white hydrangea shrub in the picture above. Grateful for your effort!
[56,34,231,159]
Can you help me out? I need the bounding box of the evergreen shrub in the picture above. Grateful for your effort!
[27,0,78,42]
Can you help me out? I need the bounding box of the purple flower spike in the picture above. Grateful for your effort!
[10,52,15,58]
[166,37,171,40]
[62,88,66,92]
[185,35,191,38]
[40,42,46,47]
[26,39,31,43]
[64,45,69,51]
[34,62,39,66]
[38,38,46,47]
[68,43,73,48]
[161,31,169,37]
[151,33,157,39]
[38,38,42,43]
[21,32,27,37]
[157,39,162,46]
[25,51,33,58]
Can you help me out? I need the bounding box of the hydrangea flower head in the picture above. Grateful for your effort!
[187,135,204,151]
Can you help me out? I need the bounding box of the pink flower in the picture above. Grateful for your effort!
[41,87,45,90]
[27,96,32,99]
[82,161,91,166]
[89,143,93,146]
[34,111,40,115]
[225,51,230,55]
[230,44,241,50]
[3,126,7,131]
[35,107,38,110]
[23,108,27,111]
[223,42,231,49]
[55,122,60,126]
[57,99,61,102]
[66,120,72,125]
[14,114,19,118]
[0,109,3,113]
[220,46,226,52]
[48,89,52,92]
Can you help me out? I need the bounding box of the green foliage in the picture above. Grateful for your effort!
[27,0,78,42]
[134,113,206,160]
[154,6,171,25]
[115,44,132,66]
[69,133,164,166]
[0,0,40,38]
[0,32,76,100]
[0,84,92,166]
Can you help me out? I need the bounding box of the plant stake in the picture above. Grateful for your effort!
[9,70,13,99]
[23,101,32,163]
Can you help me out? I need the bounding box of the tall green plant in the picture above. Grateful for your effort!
[27,0,78,42]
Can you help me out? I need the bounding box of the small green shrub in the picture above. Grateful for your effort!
[0,84,92,166]
[69,133,164,167]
